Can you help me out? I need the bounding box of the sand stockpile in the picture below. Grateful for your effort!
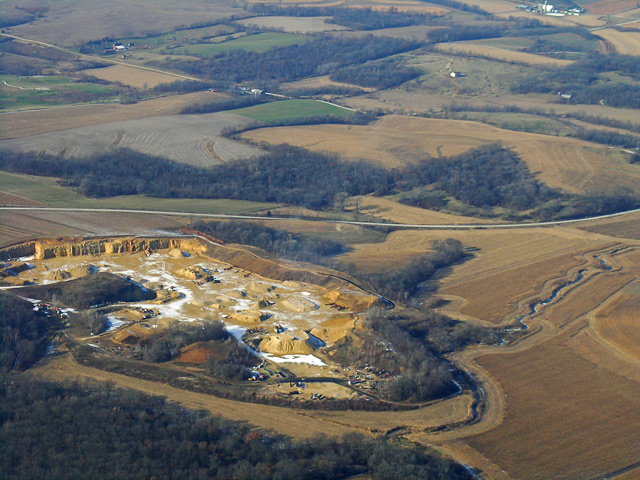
[45,269,71,281]
[282,280,302,288]
[229,311,267,324]
[310,314,357,343]
[69,264,97,278]
[259,334,315,355]
[252,297,274,310]
[249,281,275,294]
[323,290,379,312]
[169,248,189,259]
[176,265,208,280]
[281,296,318,313]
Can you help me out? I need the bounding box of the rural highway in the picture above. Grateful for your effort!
[3,205,640,230]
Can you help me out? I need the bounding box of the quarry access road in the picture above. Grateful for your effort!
[3,206,640,230]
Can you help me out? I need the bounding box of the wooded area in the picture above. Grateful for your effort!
[0,376,472,480]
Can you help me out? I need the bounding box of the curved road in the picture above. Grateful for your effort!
[3,205,640,229]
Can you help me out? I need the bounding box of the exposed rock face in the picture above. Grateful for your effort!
[0,241,36,261]
[33,237,207,260]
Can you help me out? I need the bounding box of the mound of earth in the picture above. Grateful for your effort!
[281,296,318,313]
[45,269,71,281]
[252,297,274,310]
[169,248,188,259]
[322,290,380,312]
[259,334,315,355]
[282,280,302,288]
[113,323,154,345]
[19,272,157,309]
[310,314,358,343]
[229,311,267,324]
[249,281,275,294]
[69,264,98,278]
[0,276,33,287]
[176,265,208,280]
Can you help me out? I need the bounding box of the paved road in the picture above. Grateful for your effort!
[3,206,640,230]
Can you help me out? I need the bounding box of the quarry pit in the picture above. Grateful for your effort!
[1,235,387,401]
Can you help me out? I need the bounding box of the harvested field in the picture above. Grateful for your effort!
[357,196,492,225]
[0,210,189,247]
[543,271,635,327]
[280,75,372,94]
[437,43,574,66]
[331,24,445,39]
[340,226,610,322]
[7,0,243,46]
[587,0,639,14]
[578,211,640,239]
[236,16,350,33]
[241,116,640,194]
[449,0,517,13]
[592,283,640,361]
[0,91,220,140]
[594,28,640,55]
[466,327,640,480]
[2,111,262,167]
[79,65,180,89]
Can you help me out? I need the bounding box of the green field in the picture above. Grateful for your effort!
[177,32,308,56]
[1,75,113,111]
[232,99,355,123]
[0,172,278,214]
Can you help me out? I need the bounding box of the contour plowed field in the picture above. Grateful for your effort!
[2,112,262,166]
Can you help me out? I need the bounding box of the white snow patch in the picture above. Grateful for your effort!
[106,315,127,331]
[260,353,325,366]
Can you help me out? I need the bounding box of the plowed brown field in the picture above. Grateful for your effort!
[80,64,181,88]
[467,325,640,480]
[0,91,220,139]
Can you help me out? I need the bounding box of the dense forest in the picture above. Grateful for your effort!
[18,272,157,309]
[2,143,638,218]
[0,377,473,480]
[330,59,422,89]
[0,292,62,373]
[167,36,420,85]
